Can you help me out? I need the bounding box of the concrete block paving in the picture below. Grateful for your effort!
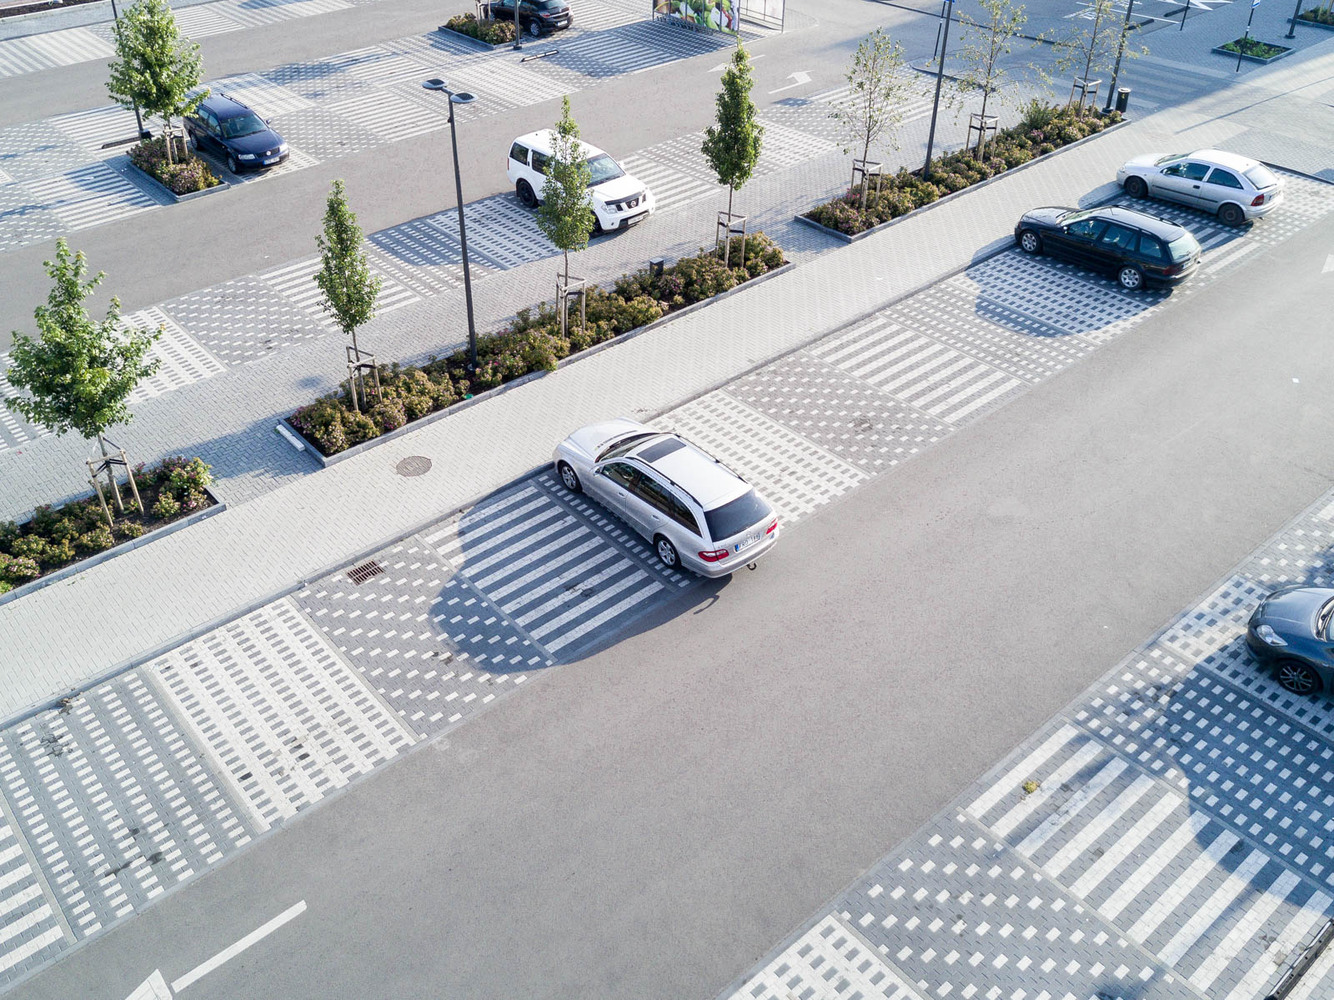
[0,669,256,948]
[161,273,328,364]
[0,815,65,982]
[147,600,417,833]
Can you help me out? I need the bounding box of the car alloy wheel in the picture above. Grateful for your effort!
[1277,660,1322,695]
[516,180,537,208]
[1124,176,1148,200]
[1118,265,1144,290]
[655,535,679,569]
[1018,230,1041,254]
[227,152,239,174]
[1219,203,1245,227]
[528,18,541,36]
[557,461,581,493]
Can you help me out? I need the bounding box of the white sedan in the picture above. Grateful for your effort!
[1116,148,1283,226]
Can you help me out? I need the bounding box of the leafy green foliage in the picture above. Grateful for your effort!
[701,43,763,215]
[830,28,910,165]
[953,0,1028,148]
[1298,4,1334,23]
[444,12,517,42]
[0,456,215,589]
[106,0,206,164]
[1220,36,1289,58]
[807,105,1119,235]
[315,179,382,340]
[128,134,220,193]
[5,239,162,443]
[536,97,596,283]
[289,235,788,455]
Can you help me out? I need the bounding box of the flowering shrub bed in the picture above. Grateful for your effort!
[805,103,1123,237]
[290,234,787,456]
[0,457,215,594]
[128,136,221,195]
[444,12,518,43]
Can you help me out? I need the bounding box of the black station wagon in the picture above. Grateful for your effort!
[1013,205,1202,290]
[184,93,289,175]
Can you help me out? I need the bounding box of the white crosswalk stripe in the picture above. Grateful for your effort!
[23,163,156,231]
[1042,774,1154,877]
[425,477,686,657]
[1223,891,1334,1000]
[1156,847,1266,964]
[1189,869,1300,992]
[617,154,714,213]
[260,257,331,319]
[0,27,112,79]
[1066,790,1182,897]
[148,599,416,833]
[326,91,447,143]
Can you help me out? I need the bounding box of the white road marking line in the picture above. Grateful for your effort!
[1128,826,1238,940]
[991,741,1102,838]
[1097,810,1209,920]
[1015,757,1127,858]
[1157,847,1266,964]
[123,968,171,1000]
[170,900,306,993]
[1189,868,1299,991]
[1044,774,1153,877]
[968,725,1079,818]
[1223,891,1333,1000]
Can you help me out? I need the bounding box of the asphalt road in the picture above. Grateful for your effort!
[7,186,1332,1000]
[0,0,946,350]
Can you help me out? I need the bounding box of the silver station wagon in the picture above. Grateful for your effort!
[553,419,779,578]
[1116,148,1284,226]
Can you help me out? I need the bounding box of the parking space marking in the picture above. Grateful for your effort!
[148,600,416,832]
[210,73,315,119]
[49,105,145,157]
[443,59,574,110]
[24,163,157,232]
[170,3,244,38]
[162,273,328,363]
[0,816,65,978]
[0,28,112,79]
[616,154,715,213]
[455,195,554,270]
[335,44,440,87]
[325,91,448,144]
[653,392,868,525]
[120,308,227,401]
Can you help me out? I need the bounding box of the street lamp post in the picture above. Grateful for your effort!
[1286,0,1301,39]
[422,79,480,373]
[1104,0,1137,112]
[923,0,954,179]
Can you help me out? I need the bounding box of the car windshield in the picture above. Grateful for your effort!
[220,113,266,139]
[1154,152,1186,165]
[1058,208,1097,225]
[1167,235,1198,262]
[1244,163,1279,189]
[596,432,657,462]
[586,154,625,187]
[703,489,772,542]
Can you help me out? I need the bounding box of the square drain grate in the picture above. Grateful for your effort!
[347,560,385,585]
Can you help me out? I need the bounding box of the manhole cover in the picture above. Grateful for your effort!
[395,456,432,478]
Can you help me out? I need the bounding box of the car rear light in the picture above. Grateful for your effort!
[765,520,778,535]
[1251,194,1265,206]
[1163,263,1183,276]
[698,548,729,562]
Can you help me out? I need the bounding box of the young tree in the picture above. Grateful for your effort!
[1042,0,1137,112]
[954,0,1028,156]
[315,179,382,412]
[829,28,910,204]
[106,0,207,164]
[701,42,763,265]
[536,96,596,288]
[5,240,162,463]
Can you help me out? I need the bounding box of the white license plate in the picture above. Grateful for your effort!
[734,532,762,553]
[263,157,279,165]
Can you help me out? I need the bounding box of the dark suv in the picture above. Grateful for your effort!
[184,93,289,174]
[489,0,573,36]
[1013,205,1201,290]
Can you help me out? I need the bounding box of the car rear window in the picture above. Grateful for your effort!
[1244,163,1279,189]
[703,489,772,542]
[1167,235,1198,262]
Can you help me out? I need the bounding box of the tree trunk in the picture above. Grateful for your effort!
[976,88,991,157]
[724,184,735,267]
[97,432,125,512]
[164,118,175,165]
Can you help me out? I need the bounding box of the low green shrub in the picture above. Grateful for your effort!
[445,12,517,43]
[805,104,1121,236]
[289,234,789,456]
[1298,5,1334,24]
[0,456,216,593]
[1219,36,1289,58]
[128,136,222,195]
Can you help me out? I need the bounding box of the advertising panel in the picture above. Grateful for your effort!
[653,0,740,34]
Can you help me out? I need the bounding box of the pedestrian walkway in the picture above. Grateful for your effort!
[1,33,1331,727]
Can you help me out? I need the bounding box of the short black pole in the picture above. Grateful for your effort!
[1237,0,1257,72]
[447,100,479,372]
[512,0,524,49]
[109,0,148,140]
[1105,0,1137,112]
[1286,0,1302,38]
[1179,0,1190,30]
[923,0,953,179]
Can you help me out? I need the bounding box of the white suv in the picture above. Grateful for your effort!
[507,130,655,233]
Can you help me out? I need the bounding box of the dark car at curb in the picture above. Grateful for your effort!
[1246,586,1334,696]
[1013,205,1201,290]
[184,93,288,174]
[488,0,573,36]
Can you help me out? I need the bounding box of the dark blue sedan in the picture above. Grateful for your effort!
[1247,587,1334,696]
[184,93,289,174]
